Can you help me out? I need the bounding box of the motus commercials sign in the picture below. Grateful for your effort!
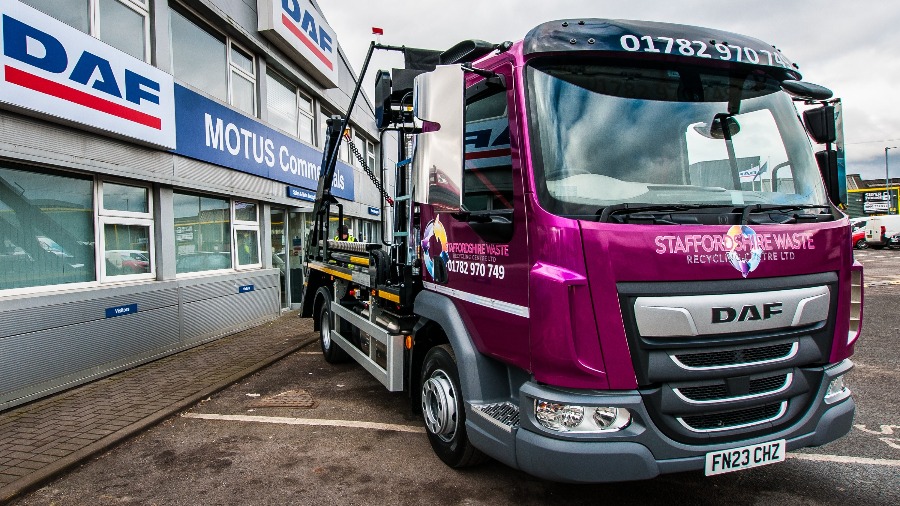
[174,84,354,200]
[0,1,175,148]
[257,0,338,88]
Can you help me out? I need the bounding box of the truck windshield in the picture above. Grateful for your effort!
[526,61,828,220]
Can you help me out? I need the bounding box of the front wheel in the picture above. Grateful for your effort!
[854,239,868,250]
[420,345,486,468]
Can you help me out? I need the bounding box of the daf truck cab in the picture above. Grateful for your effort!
[302,19,862,482]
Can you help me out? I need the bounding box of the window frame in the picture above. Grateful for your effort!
[229,41,258,116]
[173,190,233,277]
[96,0,151,62]
[0,163,99,295]
[297,90,315,145]
[169,1,258,114]
[232,200,261,270]
[319,108,351,163]
[97,180,155,282]
[367,139,377,173]
[265,68,315,144]
[24,0,151,62]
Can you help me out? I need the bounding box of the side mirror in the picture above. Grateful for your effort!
[803,106,836,145]
[412,65,465,212]
[816,149,841,206]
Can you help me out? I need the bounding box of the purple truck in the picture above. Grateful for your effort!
[301,18,862,482]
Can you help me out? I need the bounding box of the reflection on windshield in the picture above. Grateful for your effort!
[526,63,826,218]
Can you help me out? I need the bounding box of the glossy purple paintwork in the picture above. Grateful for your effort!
[421,41,859,392]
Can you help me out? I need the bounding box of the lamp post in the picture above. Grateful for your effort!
[888,146,898,214]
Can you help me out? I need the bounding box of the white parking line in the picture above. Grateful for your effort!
[183,414,900,467]
[182,413,425,433]
[787,453,900,467]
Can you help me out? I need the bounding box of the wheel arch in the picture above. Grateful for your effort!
[411,290,512,407]
[311,282,332,332]
[301,269,330,319]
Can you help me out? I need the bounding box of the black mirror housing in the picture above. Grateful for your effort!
[374,70,393,129]
[816,149,841,206]
[803,106,837,145]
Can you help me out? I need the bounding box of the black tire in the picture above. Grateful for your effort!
[855,240,868,250]
[317,287,349,363]
[420,345,486,468]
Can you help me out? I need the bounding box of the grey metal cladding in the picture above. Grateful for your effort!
[0,111,173,178]
[0,305,180,394]
[179,271,279,303]
[173,156,279,200]
[0,284,179,339]
[182,287,279,341]
[634,286,831,337]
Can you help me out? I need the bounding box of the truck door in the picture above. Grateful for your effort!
[421,63,530,369]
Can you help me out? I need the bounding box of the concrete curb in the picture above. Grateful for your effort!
[0,335,319,504]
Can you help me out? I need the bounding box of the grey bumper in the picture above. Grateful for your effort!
[467,361,855,483]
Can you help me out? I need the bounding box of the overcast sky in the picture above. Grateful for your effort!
[319,0,900,182]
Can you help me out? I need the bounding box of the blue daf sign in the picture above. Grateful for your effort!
[173,84,354,200]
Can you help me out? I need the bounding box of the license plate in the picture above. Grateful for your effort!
[704,439,786,476]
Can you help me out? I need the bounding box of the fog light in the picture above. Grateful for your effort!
[535,401,584,431]
[593,407,632,431]
[825,375,850,403]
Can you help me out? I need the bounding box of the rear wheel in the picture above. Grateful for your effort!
[317,287,349,363]
[420,345,485,468]
[855,239,868,250]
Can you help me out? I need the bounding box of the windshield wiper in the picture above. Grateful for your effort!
[596,203,736,223]
[739,204,832,225]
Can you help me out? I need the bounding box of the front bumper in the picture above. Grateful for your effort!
[466,360,854,483]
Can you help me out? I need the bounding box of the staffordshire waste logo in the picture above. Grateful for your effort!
[421,216,449,280]
[654,226,816,278]
[725,225,763,278]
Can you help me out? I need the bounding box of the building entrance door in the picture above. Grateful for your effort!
[270,208,289,309]
[287,210,308,309]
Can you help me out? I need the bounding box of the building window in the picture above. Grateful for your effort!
[21,0,150,61]
[233,201,260,268]
[367,140,377,174]
[0,165,96,290]
[230,45,257,116]
[357,220,379,244]
[99,181,154,279]
[174,192,232,274]
[265,70,314,145]
[170,2,257,114]
[353,132,367,168]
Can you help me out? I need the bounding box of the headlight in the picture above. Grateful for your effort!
[535,401,583,431]
[534,400,631,432]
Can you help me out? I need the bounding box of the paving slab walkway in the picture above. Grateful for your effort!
[0,312,316,503]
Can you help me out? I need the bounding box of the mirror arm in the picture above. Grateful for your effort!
[461,65,499,79]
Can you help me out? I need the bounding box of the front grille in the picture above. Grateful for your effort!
[749,374,789,395]
[674,343,795,369]
[678,374,789,402]
[619,274,837,445]
[679,384,726,401]
[679,402,786,432]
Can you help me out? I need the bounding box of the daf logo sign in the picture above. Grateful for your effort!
[712,302,783,324]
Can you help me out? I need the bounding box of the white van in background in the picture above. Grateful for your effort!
[864,215,900,248]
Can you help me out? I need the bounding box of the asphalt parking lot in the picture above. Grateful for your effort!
[9,249,900,506]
